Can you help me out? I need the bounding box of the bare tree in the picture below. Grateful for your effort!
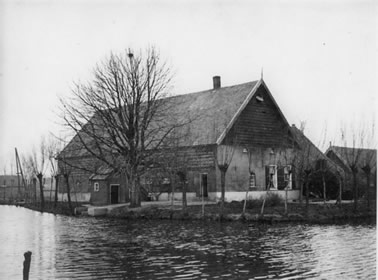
[215,144,235,216]
[60,47,179,208]
[340,123,368,212]
[242,148,256,215]
[25,137,48,211]
[46,137,62,208]
[58,157,74,215]
[357,122,376,210]
[277,147,296,215]
[291,122,313,210]
[361,151,376,210]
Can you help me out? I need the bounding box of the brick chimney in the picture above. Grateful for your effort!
[213,76,221,89]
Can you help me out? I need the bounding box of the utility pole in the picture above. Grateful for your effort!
[15,148,27,200]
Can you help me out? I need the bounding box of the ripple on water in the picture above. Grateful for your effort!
[0,206,375,279]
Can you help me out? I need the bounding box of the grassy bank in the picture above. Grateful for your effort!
[108,200,376,224]
[4,198,375,224]
[15,201,84,216]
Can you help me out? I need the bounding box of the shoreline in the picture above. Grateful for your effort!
[3,200,376,225]
[105,202,376,225]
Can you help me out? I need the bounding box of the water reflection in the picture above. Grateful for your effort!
[0,205,375,279]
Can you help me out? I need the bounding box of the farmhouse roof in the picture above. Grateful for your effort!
[89,166,114,180]
[60,77,301,160]
[290,126,345,174]
[326,146,377,171]
[60,79,267,157]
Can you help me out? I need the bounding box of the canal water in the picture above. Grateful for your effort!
[0,205,376,280]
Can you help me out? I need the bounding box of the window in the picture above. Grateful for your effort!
[265,165,277,190]
[94,182,99,192]
[256,95,264,102]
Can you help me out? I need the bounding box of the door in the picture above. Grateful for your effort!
[110,184,119,204]
[200,173,208,198]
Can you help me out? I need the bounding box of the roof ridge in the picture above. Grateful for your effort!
[330,145,377,152]
[166,80,259,101]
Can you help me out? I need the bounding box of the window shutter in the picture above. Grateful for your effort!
[265,166,270,190]
[249,173,256,188]
[291,166,296,189]
[277,167,285,190]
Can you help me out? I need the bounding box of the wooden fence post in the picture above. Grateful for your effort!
[23,251,32,280]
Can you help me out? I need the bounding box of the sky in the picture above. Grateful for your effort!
[0,0,377,174]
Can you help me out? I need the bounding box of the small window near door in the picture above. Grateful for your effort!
[94,182,99,192]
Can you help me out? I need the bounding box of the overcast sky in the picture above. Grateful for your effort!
[0,0,376,174]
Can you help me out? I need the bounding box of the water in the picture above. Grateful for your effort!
[0,205,375,280]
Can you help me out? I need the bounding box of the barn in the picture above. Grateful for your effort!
[59,76,306,205]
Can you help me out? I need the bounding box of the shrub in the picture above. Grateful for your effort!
[244,198,261,209]
[245,192,283,209]
[265,192,283,207]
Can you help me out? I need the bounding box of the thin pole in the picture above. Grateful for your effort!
[15,148,21,199]
[201,178,204,217]
[23,251,32,280]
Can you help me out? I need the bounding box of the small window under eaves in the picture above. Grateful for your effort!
[256,95,264,102]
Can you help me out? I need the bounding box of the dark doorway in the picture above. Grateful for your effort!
[201,173,208,198]
[110,184,119,204]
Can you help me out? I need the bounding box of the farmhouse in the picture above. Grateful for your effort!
[58,76,327,205]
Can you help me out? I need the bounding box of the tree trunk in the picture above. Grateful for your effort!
[338,177,342,206]
[49,177,53,202]
[220,169,226,216]
[366,172,371,210]
[322,173,326,204]
[305,177,310,209]
[178,171,187,213]
[304,169,311,212]
[32,178,37,204]
[64,174,73,215]
[243,190,249,215]
[182,180,187,212]
[352,171,358,212]
[37,174,44,212]
[284,187,288,215]
[260,191,267,216]
[170,174,175,210]
[299,176,303,205]
[130,173,141,208]
[54,175,59,209]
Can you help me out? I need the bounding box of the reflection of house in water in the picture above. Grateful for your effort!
[59,76,340,205]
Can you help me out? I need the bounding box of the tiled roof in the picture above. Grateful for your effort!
[326,146,377,170]
[60,80,259,158]
[290,126,345,174]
